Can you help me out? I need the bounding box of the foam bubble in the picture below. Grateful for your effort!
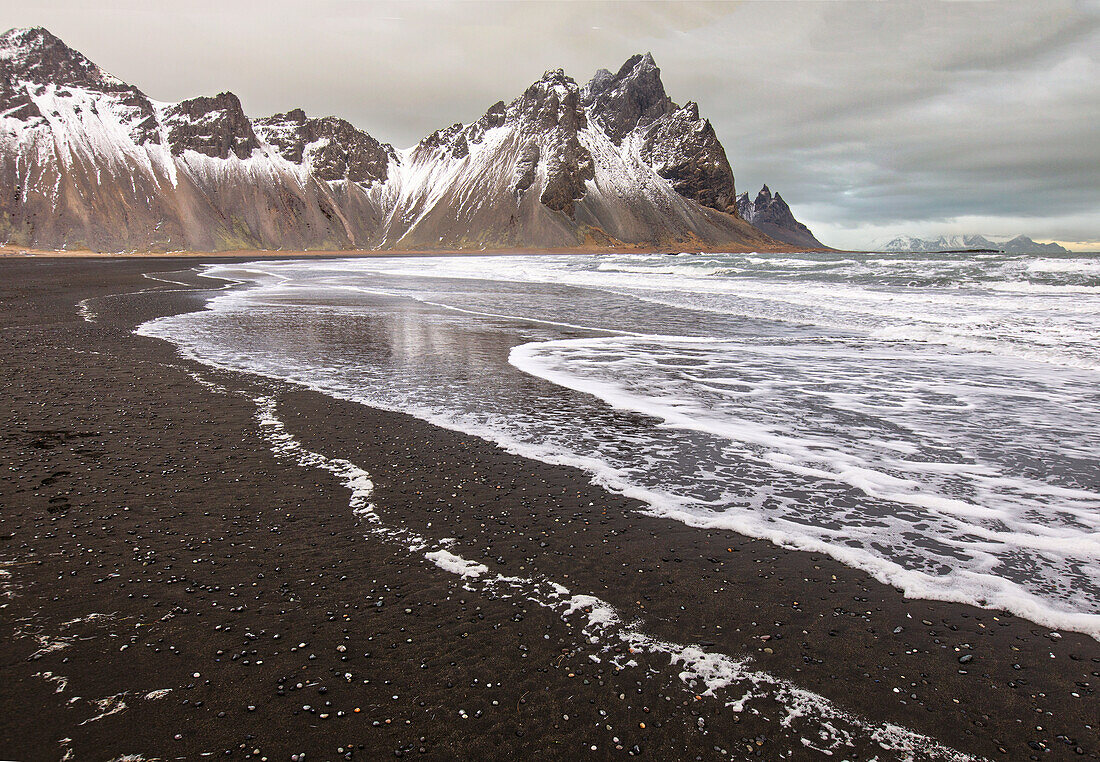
[424,550,489,578]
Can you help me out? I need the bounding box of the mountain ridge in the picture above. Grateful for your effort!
[879,234,1069,254]
[0,26,823,253]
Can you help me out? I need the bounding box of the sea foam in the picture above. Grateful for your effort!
[137,251,1100,639]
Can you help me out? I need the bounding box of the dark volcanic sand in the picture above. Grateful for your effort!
[0,256,1096,761]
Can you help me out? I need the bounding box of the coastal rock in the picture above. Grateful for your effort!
[737,185,826,249]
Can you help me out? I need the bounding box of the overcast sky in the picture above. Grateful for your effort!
[7,0,1099,249]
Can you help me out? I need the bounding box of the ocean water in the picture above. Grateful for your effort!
[137,251,1100,638]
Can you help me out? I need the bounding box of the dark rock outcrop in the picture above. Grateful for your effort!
[0,58,44,122]
[638,102,737,213]
[581,53,673,144]
[516,70,593,216]
[162,93,261,160]
[582,53,738,215]
[737,185,825,249]
[255,108,395,184]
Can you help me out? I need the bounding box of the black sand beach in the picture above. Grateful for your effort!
[0,256,1096,761]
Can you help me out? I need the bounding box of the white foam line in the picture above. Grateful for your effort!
[0,563,19,602]
[176,366,229,395]
[245,385,973,761]
[254,395,376,521]
[507,337,1100,639]
[424,549,489,578]
[76,268,246,324]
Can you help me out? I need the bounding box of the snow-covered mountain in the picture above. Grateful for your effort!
[880,234,1068,254]
[0,28,777,252]
[998,235,1070,254]
[736,185,825,249]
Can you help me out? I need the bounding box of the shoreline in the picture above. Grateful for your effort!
[1,243,831,259]
[152,259,1100,642]
[0,256,1096,760]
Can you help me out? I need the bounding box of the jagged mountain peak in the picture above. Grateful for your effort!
[513,68,587,134]
[1,26,71,61]
[610,52,660,85]
[582,51,673,145]
[1,26,161,144]
[738,185,825,250]
[578,53,737,215]
[161,91,260,160]
[523,68,579,109]
[537,68,571,85]
[0,26,129,93]
[0,26,62,53]
[254,108,396,184]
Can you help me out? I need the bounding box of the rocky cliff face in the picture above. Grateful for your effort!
[0,27,780,252]
[163,93,261,160]
[583,54,737,214]
[254,109,395,185]
[737,185,825,249]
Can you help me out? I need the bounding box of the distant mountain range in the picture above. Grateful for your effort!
[0,27,824,253]
[880,235,1068,254]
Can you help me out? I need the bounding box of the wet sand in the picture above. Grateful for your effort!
[0,256,1096,761]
